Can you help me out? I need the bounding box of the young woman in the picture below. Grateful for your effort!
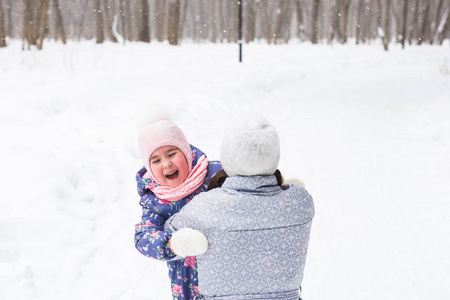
[165,114,315,300]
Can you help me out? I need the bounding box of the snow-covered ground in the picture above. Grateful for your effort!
[0,40,449,300]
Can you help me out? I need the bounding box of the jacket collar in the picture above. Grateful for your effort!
[221,175,280,194]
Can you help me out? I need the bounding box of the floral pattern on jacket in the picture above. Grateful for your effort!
[134,145,222,300]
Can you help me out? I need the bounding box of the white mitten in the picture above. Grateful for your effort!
[170,228,208,258]
[283,178,306,188]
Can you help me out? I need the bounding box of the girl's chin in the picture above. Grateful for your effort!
[165,177,181,188]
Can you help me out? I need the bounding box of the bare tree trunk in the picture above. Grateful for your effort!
[418,0,430,45]
[245,0,255,43]
[118,0,126,42]
[103,0,118,42]
[311,0,320,43]
[35,0,43,43]
[0,0,6,47]
[53,0,66,43]
[228,0,238,43]
[432,0,445,43]
[209,0,216,42]
[94,0,104,43]
[284,0,295,43]
[22,0,35,49]
[198,0,207,41]
[342,0,351,43]
[295,0,306,40]
[178,0,188,40]
[376,0,387,50]
[125,0,132,41]
[190,0,197,42]
[77,0,90,41]
[408,0,419,44]
[438,5,450,44]
[260,0,272,43]
[401,0,407,48]
[365,0,375,43]
[274,0,286,44]
[432,0,446,43]
[330,0,343,44]
[390,0,400,43]
[384,0,391,50]
[155,0,166,42]
[37,0,49,49]
[7,0,12,38]
[332,0,345,43]
[356,0,364,44]
[167,0,180,45]
[137,0,150,42]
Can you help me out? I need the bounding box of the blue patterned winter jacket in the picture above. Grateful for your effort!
[165,175,314,300]
[134,145,222,300]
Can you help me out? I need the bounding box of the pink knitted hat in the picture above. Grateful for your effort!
[138,120,192,179]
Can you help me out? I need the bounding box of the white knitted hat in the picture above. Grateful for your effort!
[220,114,280,177]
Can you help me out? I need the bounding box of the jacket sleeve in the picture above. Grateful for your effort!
[134,193,176,261]
[164,196,201,234]
[164,210,195,234]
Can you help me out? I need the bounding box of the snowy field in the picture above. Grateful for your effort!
[0,40,449,300]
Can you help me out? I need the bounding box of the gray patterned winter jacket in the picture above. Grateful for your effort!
[165,175,315,300]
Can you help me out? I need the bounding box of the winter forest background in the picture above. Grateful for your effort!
[0,0,450,49]
[1,1,450,300]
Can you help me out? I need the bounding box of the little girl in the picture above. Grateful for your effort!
[134,119,221,300]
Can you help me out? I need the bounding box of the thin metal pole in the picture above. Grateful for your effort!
[238,0,243,62]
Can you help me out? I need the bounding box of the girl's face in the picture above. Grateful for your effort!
[149,146,189,187]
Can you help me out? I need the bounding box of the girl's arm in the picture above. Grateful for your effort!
[134,194,176,261]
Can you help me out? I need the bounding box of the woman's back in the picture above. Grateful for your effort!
[167,175,314,299]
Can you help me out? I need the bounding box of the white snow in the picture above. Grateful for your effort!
[1,40,449,300]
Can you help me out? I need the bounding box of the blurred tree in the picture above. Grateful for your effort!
[245,0,256,43]
[137,0,150,42]
[155,0,166,42]
[401,0,407,48]
[437,1,450,45]
[228,0,238,43]
[22,0,36,49]
[167,0,180,45]
[0,0,6,47]
[103,0,118,43]
[274,0,287,44]
[260,0,272,43]
[311,0,321,44]
[53,0,66,44]
[418,0,430,45]
[210,0,218,43]
[178,0,188,41]
[37,0,49,49]
[342,0,351,43]
[356,0,364,44]
[94,0,104,43]
[409,0,419,44]
[432,0,445,43]
[1,0,449,49]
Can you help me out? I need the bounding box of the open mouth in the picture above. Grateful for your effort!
[165,170,179,180]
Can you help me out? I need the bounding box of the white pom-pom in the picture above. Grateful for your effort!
[135,101,173,130]
[170,228,208,258]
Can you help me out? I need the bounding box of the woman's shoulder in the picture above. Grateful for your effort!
[282,180,313,201]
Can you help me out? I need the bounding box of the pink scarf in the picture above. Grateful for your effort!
[148,155,209,202]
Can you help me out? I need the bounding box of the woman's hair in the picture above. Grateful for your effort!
[208,169,284,191]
